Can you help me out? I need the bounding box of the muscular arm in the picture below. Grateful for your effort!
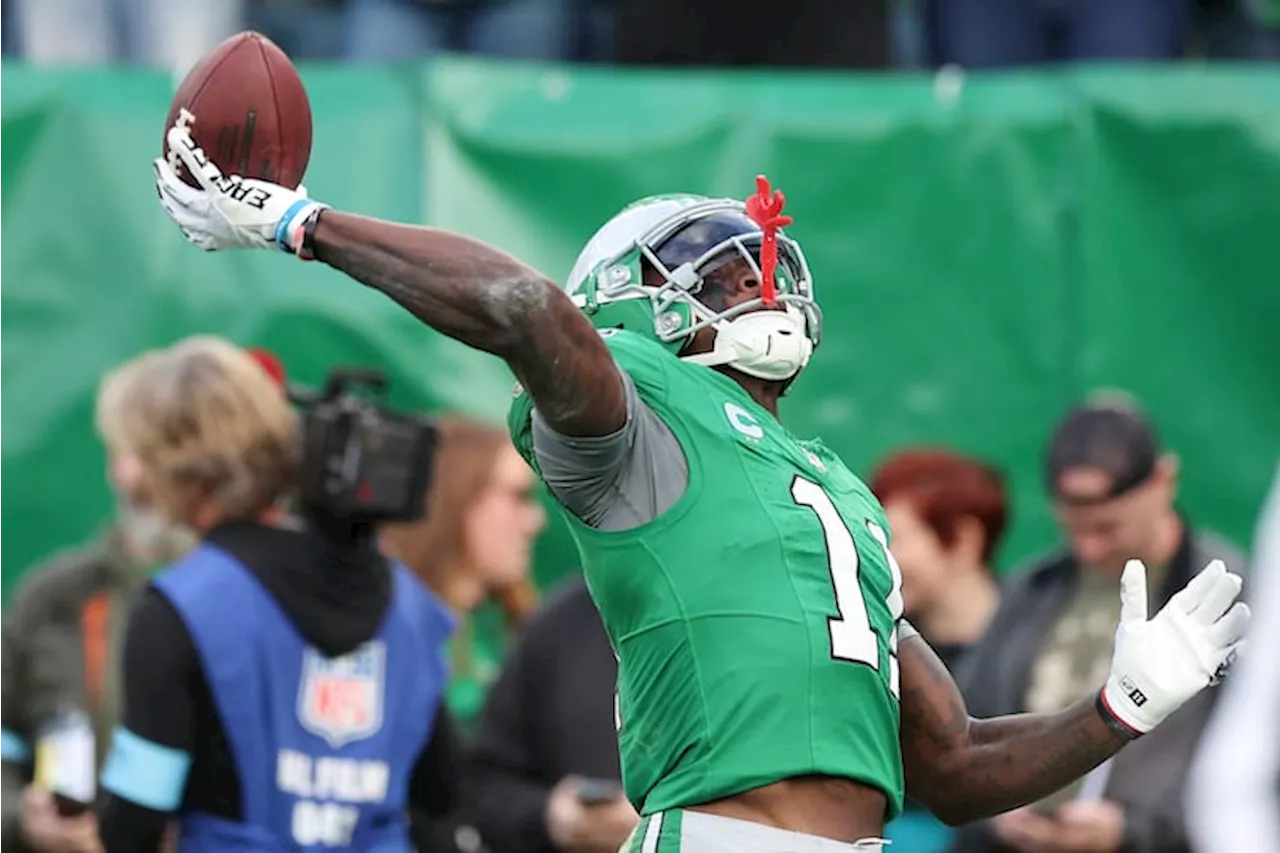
[311,211,626,437]
[899,635,1128,827]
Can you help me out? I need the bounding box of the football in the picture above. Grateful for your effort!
[163,31,312,189]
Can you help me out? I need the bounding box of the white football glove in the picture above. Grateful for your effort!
[153,123,328,255]
[1101,558,1249,737]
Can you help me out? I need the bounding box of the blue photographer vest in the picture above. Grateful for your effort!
[152,543,455,852]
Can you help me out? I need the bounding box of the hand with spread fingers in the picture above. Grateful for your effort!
[1099,558,1249,739]
[152,123,327,256]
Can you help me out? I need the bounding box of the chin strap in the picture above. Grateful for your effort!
[682,307,813,381]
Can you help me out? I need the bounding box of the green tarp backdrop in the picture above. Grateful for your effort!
[3,59,1279,603]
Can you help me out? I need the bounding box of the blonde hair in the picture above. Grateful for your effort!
[95,336,298,523]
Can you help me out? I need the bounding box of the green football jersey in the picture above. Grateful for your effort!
[509,330,905,819]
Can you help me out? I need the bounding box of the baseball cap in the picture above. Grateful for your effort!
[1046,393,1160,504]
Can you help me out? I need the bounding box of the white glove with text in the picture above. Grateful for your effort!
[1101,558,1249,737]
[153,124,327,255]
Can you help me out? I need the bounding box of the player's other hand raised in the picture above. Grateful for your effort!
[1100,558,1248,738]
[153,122,327,256]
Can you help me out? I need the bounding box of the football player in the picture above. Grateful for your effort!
[154,125,1248,852]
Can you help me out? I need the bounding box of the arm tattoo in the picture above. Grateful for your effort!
[312,211,627,437]
[898,635,1128,826]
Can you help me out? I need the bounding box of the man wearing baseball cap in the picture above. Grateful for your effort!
[950,393,1247,853]
[1046,394,1185,578]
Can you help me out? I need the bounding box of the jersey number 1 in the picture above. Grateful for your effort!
[791,477,904,697]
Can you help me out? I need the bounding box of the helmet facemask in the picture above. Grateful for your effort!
[570,197,822,382]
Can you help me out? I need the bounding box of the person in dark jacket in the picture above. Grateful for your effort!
[950,396,1246,853]
[2,523,176,853]
[465,575,637,853]
[2,382,210,852]
[90,336,462,853]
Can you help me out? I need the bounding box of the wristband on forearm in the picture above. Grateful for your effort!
[1096,690,1143,741]
[298,208,324,262]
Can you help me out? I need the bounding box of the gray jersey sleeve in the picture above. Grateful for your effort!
[531,369,689,532]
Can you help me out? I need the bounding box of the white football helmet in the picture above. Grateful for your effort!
[565,194,821,382]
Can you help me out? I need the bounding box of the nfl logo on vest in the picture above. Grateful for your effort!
[297,641,387,749]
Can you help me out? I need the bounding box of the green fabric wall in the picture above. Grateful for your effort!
[3,60,1278,602]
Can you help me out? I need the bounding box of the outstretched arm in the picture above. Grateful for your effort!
[899,559,1247,827]
[898,635,1125,826]
[312,212,626,438]
[153,127,625,440]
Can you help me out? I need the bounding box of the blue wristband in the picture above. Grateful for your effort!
[274,199,314,251]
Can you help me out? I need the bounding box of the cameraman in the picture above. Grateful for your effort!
[92,337,460,852]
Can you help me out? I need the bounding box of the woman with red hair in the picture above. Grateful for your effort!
[871,448,1008,674]
[874,448,1010,853]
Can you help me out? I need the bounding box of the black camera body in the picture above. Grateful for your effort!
[292,369,437,524]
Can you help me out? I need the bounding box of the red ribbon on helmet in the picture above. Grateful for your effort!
[744,174,793,308]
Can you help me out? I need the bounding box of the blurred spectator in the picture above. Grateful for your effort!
[1185,463,1280,853]
[10,0,243,71]
[92,337,459,851]
[466,575,637,853]
[247,0,346,61]
[1253,0,1280,55]
[871,449,1007,853]
[1191,0,1254,55]
[611,0,889,68]
[891,0,932,67]
[569,0,615,62]
[0,352,255,851]
[343,0,575,62]
[871,448,1007,674]
[380,416,546,728]
[1190,0,1280,57]
[951,395,1245,853]
[927,0,1192,67]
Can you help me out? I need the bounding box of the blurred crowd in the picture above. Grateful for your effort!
[2,0,1279,70]
[3,335,1276,853]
